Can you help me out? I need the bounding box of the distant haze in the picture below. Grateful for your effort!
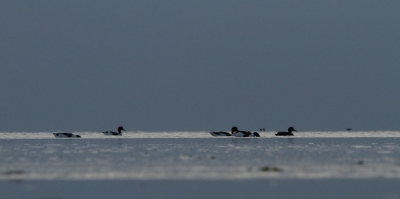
[1,1,399,132]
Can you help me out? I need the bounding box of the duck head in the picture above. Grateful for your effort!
[288,127,297,133]
[231,126,238,133]
[118,126,125,133]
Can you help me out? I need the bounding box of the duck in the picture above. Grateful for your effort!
[231,126,260,137]
[53,133,81,138]
[275,127,296,136]
[209,131,232,136]
[103,126,125,136]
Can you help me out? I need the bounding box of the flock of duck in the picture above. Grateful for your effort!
[210,126,297,137]
[53,126,125,138]
[53,126,296,138]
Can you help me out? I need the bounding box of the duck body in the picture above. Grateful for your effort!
[231,127,260,137]
[275,127,296,136]
[53,133,81,138]
[209,131,232,136]
[103,126,125,136]
[275,132,293,136]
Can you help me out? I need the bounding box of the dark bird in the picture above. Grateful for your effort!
[53,133,81,138]
[232,126,260,137]
[209,131,232,136]
[275,127,296,136]
[103,126,125,136]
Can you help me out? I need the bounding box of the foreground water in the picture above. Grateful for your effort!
[1,131,400,180]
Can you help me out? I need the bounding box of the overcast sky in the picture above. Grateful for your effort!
[1,1,399,132]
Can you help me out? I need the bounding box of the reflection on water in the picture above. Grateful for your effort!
[287,138,295,144]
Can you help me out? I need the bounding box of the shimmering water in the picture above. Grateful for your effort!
[1,131,400,180]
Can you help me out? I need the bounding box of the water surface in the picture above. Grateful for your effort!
[1,131,399,180]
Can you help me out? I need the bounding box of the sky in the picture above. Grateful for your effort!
[1,1,399,132]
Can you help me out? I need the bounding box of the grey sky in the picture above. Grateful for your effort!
[1,1,399,132]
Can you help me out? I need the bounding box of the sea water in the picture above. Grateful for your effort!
[1,131,400,180]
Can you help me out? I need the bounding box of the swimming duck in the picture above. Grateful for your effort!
[53,133,81,138]
[209,131,232,136]
[103,126,125,136]
[275,127,296,136]
[232,126,260,137]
